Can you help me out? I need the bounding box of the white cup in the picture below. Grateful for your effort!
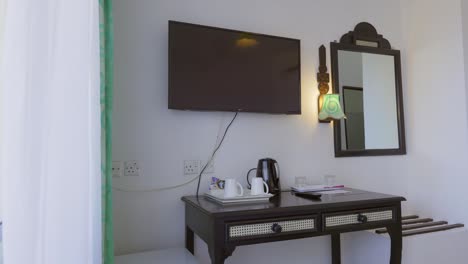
[250,177,269,196]
[224,178,244,198]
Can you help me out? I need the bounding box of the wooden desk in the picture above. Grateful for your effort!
[182,188,405,264]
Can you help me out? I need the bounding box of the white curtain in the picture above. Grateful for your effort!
[0,0,102,263]
[0,0,6,227]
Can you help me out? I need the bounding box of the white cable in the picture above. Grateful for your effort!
[112,175,199,193]
[113,113,228,193]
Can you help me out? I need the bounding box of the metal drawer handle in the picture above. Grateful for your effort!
[357,214,368,223]
[271,223,283,233]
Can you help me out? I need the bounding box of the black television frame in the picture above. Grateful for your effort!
[168,20,302,114]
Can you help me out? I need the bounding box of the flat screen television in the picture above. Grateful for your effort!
[168,21,301,114]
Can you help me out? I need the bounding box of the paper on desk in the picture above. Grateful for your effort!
[314,190,350,195]
[291,184,343,192]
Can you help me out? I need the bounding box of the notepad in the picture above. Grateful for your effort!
[291,184,344,193]
[314,190,350,195]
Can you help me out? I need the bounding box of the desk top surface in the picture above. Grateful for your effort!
[182,188,405,216]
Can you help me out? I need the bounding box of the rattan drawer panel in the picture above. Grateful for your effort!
[324,209,394,230]
[228,216,316,240]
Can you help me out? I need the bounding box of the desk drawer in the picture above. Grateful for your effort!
[324,208,394,230]
[227,215,317,241]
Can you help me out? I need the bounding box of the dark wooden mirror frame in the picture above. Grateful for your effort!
[330,22,406,157]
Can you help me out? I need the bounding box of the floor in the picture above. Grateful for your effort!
[115,248,198,264]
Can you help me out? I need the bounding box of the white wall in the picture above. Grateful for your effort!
[401,0,468,224]
[362,53,398,149]
[338,50,364,89]
[112,1,409,262]
[113,0,468,262]
[338,50,364,149]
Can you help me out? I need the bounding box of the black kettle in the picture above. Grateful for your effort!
[256,158,280,195]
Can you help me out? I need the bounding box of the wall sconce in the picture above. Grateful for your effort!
[317,45,346,122]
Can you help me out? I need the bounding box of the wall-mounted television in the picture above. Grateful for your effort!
[168,21,301,114]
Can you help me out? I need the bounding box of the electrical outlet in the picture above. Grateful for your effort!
[184,160,200,175]
[202,160,215,174]
[124,161,140,176]
[112,161,123,177]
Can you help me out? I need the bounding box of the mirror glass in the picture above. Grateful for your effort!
[337,50,399,150]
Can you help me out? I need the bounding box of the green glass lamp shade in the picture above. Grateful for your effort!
[318,94,346,121]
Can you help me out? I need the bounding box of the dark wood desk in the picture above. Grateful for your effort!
[182,188,405,264]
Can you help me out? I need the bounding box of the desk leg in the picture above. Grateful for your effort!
[186,226,194,255]
[208,247,225,264]
[331,233,341,264]
[209,248,225,264]
[208,245,235,264]
[388,224,403,264]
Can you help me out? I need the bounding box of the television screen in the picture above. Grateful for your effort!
[168,21,301,114]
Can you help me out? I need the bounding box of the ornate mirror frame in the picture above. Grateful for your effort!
[331,22,406,157]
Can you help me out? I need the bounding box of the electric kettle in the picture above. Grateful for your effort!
[256,158,280,195]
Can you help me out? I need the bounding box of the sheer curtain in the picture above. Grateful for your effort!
[0,0,5,227]
[1,0,102,263]
[0,0,5,261]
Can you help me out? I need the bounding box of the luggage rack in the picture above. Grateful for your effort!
[375,215,464,237]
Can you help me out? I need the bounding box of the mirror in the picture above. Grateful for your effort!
[331,23,406,157]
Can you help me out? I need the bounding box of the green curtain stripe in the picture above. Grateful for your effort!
[100,0,114,263]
